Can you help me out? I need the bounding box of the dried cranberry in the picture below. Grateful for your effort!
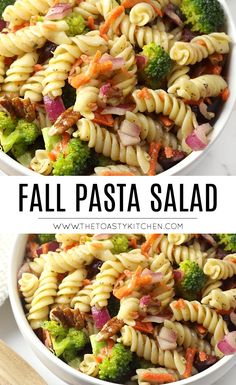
[87,259,103,279]
[38,42,57,64]
[222,276,236,291]
[182,28,197,42]
[158,149,186,170]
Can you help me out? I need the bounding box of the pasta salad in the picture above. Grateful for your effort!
[0,0,232,175]
[18,233,236,383]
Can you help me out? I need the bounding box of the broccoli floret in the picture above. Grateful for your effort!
[65,12,87,37]
[176,259,207,301]
[0,117,40,154]
[42,321,88,363]
[0,112,16,135]
[95,154,116,168]
[0,0,15,17]
[42,321,67,339]
[52,137,92,176]
[38,234,55,244]
[139,43,172,89]
[217,234,236,252]
[42,127,61,152]
[111,235,129,254]
[98,343,133,382]
[181,0,225,34]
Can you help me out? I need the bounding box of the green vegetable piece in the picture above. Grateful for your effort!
[176,259,207,301]
[38,234,56,244]
[98,343,133,382]
[217,234,236,252]
[90,334,107,356]
[111,235,129,254]
[42,127,61,153]
[65,13,87,37]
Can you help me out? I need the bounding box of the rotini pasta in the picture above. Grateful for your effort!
[203,255,236,280]
[55,268,87,307]
[129,3,156,27]
[19,272,39,310]
[117,291,141,325]
[3,0,53,26]
[80,354,99,377]
[167,234,195,245]
[167,64,190,88]
[74,0,100,20]
[94,164,142,176]
[20,65,47,102]
[30,150,53,176]
[71,282,93,313]
[201,289,236,311]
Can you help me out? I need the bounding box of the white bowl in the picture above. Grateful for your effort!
[1,0,236,177]
[8,235,236,385]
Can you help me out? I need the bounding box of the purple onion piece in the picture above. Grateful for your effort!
[92,306,111,329]
[36,241,59,256]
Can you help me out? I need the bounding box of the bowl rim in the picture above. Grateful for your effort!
[8,234,236,385]
[1,0,236,177]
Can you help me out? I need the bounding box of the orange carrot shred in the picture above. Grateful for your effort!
[121,0,163,17]
[174,299,186,309]
[141,234,160,257]
[93,111,114,127]
[134,321,154,334]
[141,372,176,383]
[221,87,230,101]
[83,279,91,286]
[34,64,43,72]
[183,348,197,379]
[199,352,207,362]
[99,6,124,40]
[136,87,151,99]
[216,308,234,315]
[148,142,161,176]
[196,39,207,47]
[159,115,174,127]
[87,16,95,30]
[100,171,135,176]
[195,324,207,335]
[130,237,138,249]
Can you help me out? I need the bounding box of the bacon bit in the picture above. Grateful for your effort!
[87,16,95,30]
[141,234,160,257]
[121,0,163,17]
[99,6,124,40]
[34,64,43,72]
[196,39,207,47]
[63,241,80,251]
[159,115,174,127]
[221,87,230,101]
[136,87,151,99]
[130,237,138,249]
[164,146,174,159]
[174,299,186,309]
[83,279,91,286]
[141,372,175,383]
[134,321,154,334]
[100,171,136,176]
[199,352,207,362]
[195,324,207,335]
[27,241,38,259]
[12,22,30,32]
[42,243,49,254]
[183,348,197,379]
[93,111,114,127]
[76,0,83,4]
[148,142,161,176]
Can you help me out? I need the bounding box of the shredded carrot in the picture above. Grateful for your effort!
[183,348,197,379]
[164,146,174,159]
[196,39,207,47]
[141,372,175,383]
[113,265,152,299]
[199,352,207,362]
[63,241,79,251]
[148,142,161,176]
[99,6,124,40]
[134,321,154,334]
[93,111,114,127]
[121,0,163,16]
[141,234,160,257]
[83,279,91,286]
[87,16,95,30]
[195,324,207,335]
[130,237,138,249]
[100,171,135,176]
[43,23,58,31]
[174,299,186,309]
[221,87,230,101]
[193,303,199,311]
[136,87,151,99]
[34,64,43,72]
[69,73,91,88]
[12,22,30,32]
[159,115,174,127]
[42,243,49,254]
[212,65,222,75]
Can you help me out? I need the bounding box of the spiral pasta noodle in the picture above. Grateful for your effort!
[27,266,58,329]
[164,320,212,354]
[29,253,49,276]
[201,289,236,311]
[30,150,53,176]
[91,250,148,308]
[76,118,151,174]
[168,75,228,101]
[170,33,231,65]
[71,283,93,313]
[202,279,223,298]
[136,368,180,385]
[19,273,39,310]
[1,52,39,96]
[129,3,156,27]
[150,253,175,308]
[124,111,179,149]
[203,255,236,280]
[74,0,100,20]
[167,64,190,88]
[170,300,228,352]
[117,291,141,325]
[120,325,186,374]
[167,234,195,245]
[132,88,197,141]
[74,79,101,119]
[96,0,119,18]
[0,57,5,87]
[55,234,85,248]
[94,164,142,176]
[20,65,47,102]
[3,0,53,27]
[55,268,87,307]
[80,354,99,377]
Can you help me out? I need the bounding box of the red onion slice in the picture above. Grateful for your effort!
[92,307,111,329]
[217,332,236,355]
[101,104,135,115]
[44,95,66,124]
[142,315,167,324]
[186,123,213,151]
[157,336,177,350]
[140,295,152,308]
[159,326,177,343]
[0,20,6,32]
[118,131,140,146]
[36,241,59,256]
[100,53,125,71]
[45,3,72,20]
[141,269,163,283]
[136,55,148,68]
[173,270,184,282]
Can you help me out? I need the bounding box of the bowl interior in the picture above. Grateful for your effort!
[8,235,236,385]
[1,0,236,176]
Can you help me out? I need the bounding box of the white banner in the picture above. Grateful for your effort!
[0,176,235,233]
